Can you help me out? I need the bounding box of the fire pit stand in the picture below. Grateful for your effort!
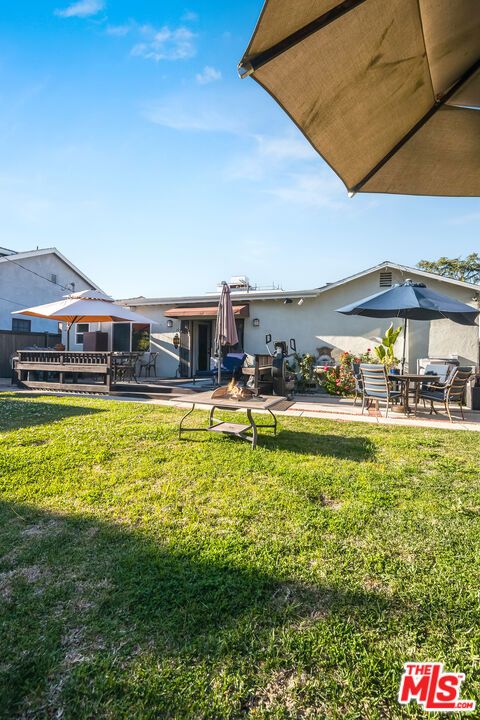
[178,390,285,449]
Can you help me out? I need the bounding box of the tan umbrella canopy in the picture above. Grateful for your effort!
[215,282,239,385]
[239,0,480,196]
[13,289,152,349]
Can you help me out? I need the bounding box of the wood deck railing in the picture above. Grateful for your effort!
[15,350,114,393]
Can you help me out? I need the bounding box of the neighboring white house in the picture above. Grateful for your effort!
[113,261,479,378]
[0,246,100,334]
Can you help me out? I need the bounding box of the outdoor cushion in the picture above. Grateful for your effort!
[222,353,247,372]
[419,390,446,401]
[365,390,402,399]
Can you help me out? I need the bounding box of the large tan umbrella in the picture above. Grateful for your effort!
[13,289,152,349]
[215,282,239,385]
[239,0,480,196]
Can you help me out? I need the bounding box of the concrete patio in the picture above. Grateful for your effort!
[2,377,480,432]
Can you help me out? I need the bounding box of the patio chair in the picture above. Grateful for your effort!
[113,353,139,383]
[352,362,363,405]
[359,363,402,418]
[209,352,247,386]
[138,352,159,378]
[415,366,473,422]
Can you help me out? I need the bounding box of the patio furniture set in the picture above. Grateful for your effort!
[354,362,473,422]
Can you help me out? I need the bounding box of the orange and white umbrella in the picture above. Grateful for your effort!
[13,289,151,349]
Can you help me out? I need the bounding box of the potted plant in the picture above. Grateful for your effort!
[373,324,402,372]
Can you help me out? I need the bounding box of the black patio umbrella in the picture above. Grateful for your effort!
[336,279,479,371]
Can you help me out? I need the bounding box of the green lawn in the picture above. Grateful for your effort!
[0,393,479,719]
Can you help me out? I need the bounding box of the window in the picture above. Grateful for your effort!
[112,323,130,351]
[75,323,89,345]
[12,318,31,332]
[132,323,150,351]
[50,273,57,284]
[379,271,393,287]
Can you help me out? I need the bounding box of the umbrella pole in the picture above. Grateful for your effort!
[66,323,71,351]
[401,318,408,373]
[217,346,221,386]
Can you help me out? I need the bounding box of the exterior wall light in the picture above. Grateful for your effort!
[166,319,174,328]
[173,333,180,349]
[252,318,260,327]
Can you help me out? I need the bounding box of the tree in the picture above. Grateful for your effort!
[417,253,480,284]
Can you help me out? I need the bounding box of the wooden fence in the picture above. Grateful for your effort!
[0,331,61,378]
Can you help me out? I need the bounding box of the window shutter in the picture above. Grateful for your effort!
[379,271,392,287]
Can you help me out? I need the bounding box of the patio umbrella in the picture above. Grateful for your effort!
[215,282,239,385]
[13,289,152,350]
[238,0,480,197]
[336,279,479,370]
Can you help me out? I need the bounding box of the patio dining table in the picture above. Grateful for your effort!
[178,390,286,449]
[388,373,440,414]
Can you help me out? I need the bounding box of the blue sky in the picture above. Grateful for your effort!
[1,0,478,299]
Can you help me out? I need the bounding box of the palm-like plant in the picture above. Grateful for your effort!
[373,323,402,370]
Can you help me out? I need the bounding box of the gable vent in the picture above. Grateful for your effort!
[379,271,392,287]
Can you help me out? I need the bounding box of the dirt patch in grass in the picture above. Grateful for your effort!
[0,564,47,601]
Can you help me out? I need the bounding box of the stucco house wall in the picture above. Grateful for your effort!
[234,270,477,370]
[120,263,479,377]
[1,249,98,336]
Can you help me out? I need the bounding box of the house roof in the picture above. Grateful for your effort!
[120,288,319,306]
[119,261,480,307]
[315,261,480,295]
[0,247,102,291]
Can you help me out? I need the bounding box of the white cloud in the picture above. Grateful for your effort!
[267,172,347,210]
[55,0,104,18]
[181,10,198,22]
[131,25,196,62]
[448,212,480,226]
[255,135,316,162]
[196,66,222,85]
[105,24,131,37]
[144,96,240,133]
[227,133,317,182]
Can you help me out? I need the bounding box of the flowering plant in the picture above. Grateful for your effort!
[338,349,373,367]
[316,348,373,396]
[316,363,356,396]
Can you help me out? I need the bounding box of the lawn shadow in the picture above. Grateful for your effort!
[0,395,104,432]
[272,430,376,461]
[0,500,397,718]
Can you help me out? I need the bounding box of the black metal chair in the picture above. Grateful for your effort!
[113,353,139,383]
[415,367,472,422]
[352,362,363,405]
[138,352,159,378]
[360,363,402,417]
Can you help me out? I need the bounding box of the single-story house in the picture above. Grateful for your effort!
[74,261,480,377]
[0,246,100,333]
[0,246,101,375]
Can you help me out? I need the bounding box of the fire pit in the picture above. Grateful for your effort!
[211,378,255,401]
[178,388,286,449]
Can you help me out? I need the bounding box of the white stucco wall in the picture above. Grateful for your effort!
[1,253,94,335]
[121,268,478,377]
[243,269,478,370]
